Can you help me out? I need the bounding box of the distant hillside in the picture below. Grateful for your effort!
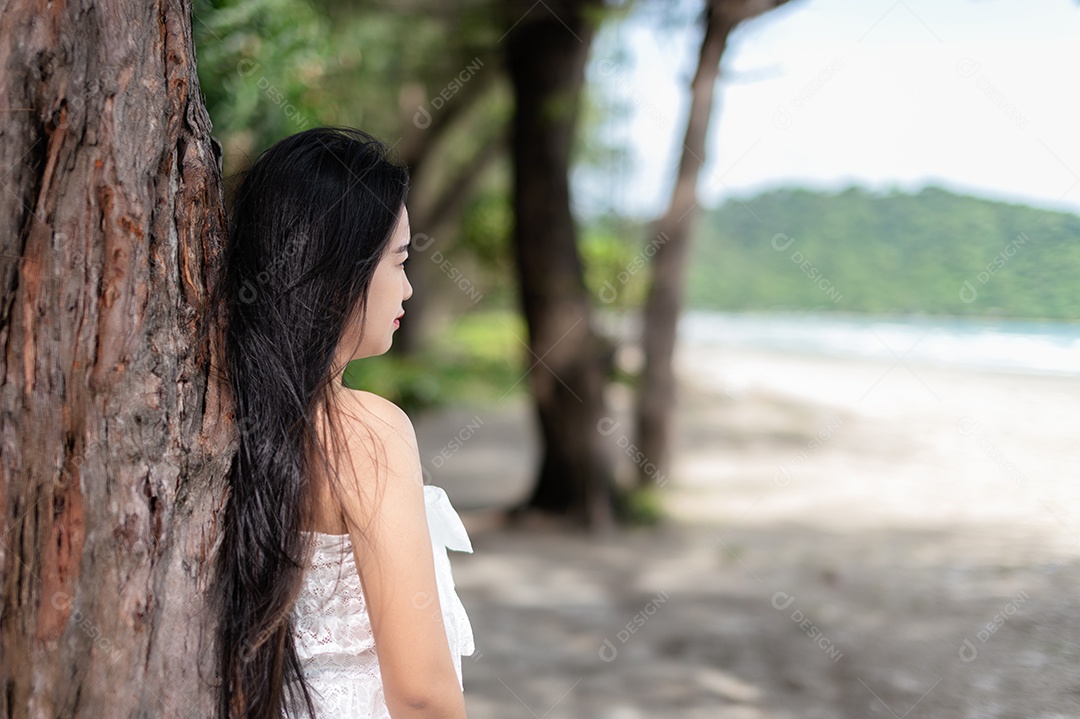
[686,186,1080,319]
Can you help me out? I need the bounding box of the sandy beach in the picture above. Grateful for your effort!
[415,344,1080,718]
[669,344,1080,547]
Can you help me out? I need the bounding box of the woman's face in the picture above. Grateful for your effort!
[336,207,413,364]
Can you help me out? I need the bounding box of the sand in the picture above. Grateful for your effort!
[414,345,1080,718]
[669,345,1080,548]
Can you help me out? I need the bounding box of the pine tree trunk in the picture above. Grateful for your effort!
[504,0,616,528]
[635,0,788,487]
[0,1,229,716]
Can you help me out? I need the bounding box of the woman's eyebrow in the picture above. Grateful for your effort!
[395,241,410,254]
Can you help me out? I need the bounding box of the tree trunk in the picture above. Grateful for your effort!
[504,0,616,528]
[634,0,788,487]
[0,1,229,716]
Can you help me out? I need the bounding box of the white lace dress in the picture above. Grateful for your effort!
[285,485,476,718]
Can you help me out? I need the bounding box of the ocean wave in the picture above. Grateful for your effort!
[678,311,1080,377]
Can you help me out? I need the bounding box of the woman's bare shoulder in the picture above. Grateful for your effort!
[325,389,425,540]
[332,389,417,447]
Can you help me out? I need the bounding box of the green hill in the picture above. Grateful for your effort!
[686,186,1080,319]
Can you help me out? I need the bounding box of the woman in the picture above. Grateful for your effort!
[204,127,475,718]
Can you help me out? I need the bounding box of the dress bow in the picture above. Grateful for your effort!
[424,484,473,554]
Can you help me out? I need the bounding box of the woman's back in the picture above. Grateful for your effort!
[285,389,475,719]
[289,529,383,717]
[287,485,475,718]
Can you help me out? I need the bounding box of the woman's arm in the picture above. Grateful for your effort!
[329,389,467,719]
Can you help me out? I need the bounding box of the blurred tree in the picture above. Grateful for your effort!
[0,1,228,715]
[635,0,792,487]
[504,0,619,528]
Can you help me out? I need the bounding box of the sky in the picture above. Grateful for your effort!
[578,0,1080,219]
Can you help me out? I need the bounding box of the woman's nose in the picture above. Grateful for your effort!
[403,272,414,301]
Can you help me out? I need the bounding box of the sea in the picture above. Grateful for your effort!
[677,310,1080,378]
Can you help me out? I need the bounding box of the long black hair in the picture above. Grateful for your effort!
[200,126,409,718]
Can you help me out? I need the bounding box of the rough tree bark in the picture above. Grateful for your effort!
[504,0,617,528]
[635,0,790,487]
[0,1,229,716]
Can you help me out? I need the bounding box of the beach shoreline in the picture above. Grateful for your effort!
[416,343,1080,717]
[666,344,1079,551]
[421,342,1079,553]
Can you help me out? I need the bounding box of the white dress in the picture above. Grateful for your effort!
[285,485,476,718]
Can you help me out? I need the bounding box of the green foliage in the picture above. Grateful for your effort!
[687,186,1080,320]
[193,0,333,154]
[461,191,512,263]
[313,4,494,142]
[580,213,653,309]
[458,186,516,307]
[194,0,506,161]
[615,484,667,526]
[342,309,528,413]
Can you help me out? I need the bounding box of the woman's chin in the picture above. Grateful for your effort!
[349,340,393,361]
[373,337,394,357]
